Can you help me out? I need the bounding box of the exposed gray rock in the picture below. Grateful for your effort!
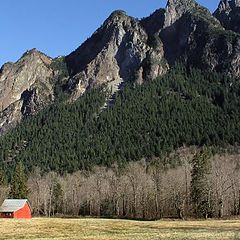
[0,49,54,134]
[65,10,168,100]
[187,19,240,76]
[0,101,23,135]
[164,0,199,27]
[142,0,225,68]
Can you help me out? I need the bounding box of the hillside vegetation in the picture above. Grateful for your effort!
[0,64,240,174]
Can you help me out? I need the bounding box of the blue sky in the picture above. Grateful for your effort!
[0,0,219,66]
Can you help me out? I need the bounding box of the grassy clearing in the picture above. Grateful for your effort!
[0,218,239,240]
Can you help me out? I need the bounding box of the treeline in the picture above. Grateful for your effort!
[0,64,240,174]
[1,149,240,220]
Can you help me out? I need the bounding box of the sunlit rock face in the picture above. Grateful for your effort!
[0,49,54,134]
[65,10,168,100]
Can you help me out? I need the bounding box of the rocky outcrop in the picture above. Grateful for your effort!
[186,16,240,76]
[0,101,23,135]
[164,0,199,27]
[0,49,54,134]
[66,0,211,98]
[48,0,240,100]
[183,1,240,76]
[141,0,238,74]
[214,0,240,33]
[65,10,168,99]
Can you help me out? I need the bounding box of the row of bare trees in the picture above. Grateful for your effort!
[0,149,240,219]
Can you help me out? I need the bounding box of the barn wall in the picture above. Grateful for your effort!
[14,203,32,219]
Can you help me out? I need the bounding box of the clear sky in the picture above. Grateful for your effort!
[0,0,219,67]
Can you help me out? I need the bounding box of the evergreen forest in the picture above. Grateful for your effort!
[0,64,240,175]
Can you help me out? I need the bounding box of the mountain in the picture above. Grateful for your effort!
[0,49,70,135]
[1,0,240,135]
[65,10,168,100]
[214,0,240,33]
[65,0,240,99]
[0,0,240,172]
[0,49,54,134]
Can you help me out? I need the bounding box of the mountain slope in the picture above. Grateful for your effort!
[143,0,240,75]
[1,0,240,134]
[65,0,240,101]
[0,0,240,170]
[0,51,70,135]
[1,65,240,174]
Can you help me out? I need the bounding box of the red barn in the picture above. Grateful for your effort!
[0,199,32,219]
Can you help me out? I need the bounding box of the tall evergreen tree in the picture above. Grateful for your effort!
[190,149,213,218]
[9,162,28,199]
[52,180,63,215]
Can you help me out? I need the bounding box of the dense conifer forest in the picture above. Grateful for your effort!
[0,64,240,175]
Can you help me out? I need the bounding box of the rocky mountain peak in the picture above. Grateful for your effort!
[166,0,198,9]
[20,48,52,65]
[23,48,39,55]
[0,48,54,134]
[164,0,199,27]
[101,10,135,30]
[66,9,168,100]
[108,10,128,20]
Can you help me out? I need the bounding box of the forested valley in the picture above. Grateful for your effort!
[0,148,240,220]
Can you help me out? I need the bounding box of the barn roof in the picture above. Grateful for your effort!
[0,199,29,213]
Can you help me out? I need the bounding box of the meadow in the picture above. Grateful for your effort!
[0,218,239,240]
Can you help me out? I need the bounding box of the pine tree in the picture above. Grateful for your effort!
[9,162,28,199]
[190,149,213,218]
[52,181,63,215]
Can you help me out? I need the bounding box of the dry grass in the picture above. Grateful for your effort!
[0,218,239,240]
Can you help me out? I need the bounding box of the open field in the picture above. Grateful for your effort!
[0,218,240,240]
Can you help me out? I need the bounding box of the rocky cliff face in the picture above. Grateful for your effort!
[66,0,204,97]
[214,0,240,33]
[142,0,240,75]
[164,0,199,27]
[1,0,240,134]
[65,10,168,99]
[65,0,240,99]
[0,49,54,134]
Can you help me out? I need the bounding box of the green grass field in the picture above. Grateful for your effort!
[0,218,239,240]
